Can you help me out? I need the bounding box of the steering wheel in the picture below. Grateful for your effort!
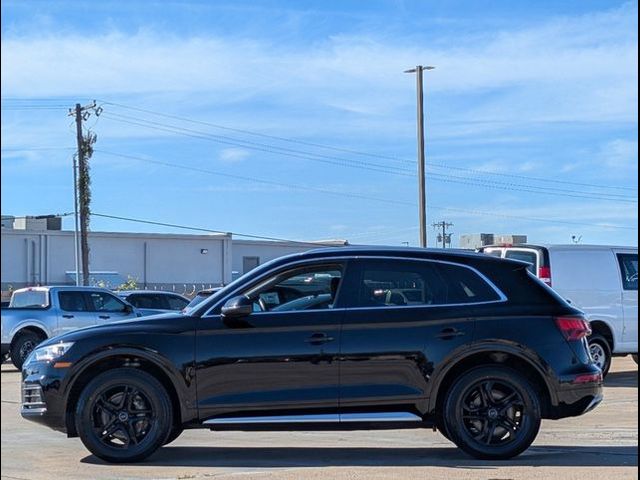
[258,297,269,312]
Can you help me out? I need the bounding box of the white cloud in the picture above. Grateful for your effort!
[218,147,250,163]
[1,2,636,128]
[600,139,639,170]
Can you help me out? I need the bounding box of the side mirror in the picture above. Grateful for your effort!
[221,295,253,319]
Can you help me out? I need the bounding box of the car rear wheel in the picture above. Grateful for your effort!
[164,426,184,445]
[588,335,612,377]
[75,368,173,463]
[10,331,43,370]
[443,365,541,460]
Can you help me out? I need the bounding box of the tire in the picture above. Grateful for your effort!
[443,365,541,460]
[163,426,184,446]
[75,368,173,463]
[632,354,638,365]
[10,331,44,370]
[588,335,612,377]
[436,416,452,442]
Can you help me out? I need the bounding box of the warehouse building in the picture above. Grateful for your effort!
[0,215,348,296]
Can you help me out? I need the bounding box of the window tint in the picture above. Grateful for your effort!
[127,294,168,309]
[88,292,126,312]
[504,250,537,273]
[618,254,638,291]
[166,295,189,310]
[436,263,502,303]
[352,260,501,308]
[247,266,342,313]
[58,292,87,311]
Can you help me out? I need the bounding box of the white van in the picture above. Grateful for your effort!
[478,244,638,375]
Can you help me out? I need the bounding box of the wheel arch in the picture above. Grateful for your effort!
[64,349,189,437]
[588,320,615,351]
[10,324,49,349]
[428,344,556,419]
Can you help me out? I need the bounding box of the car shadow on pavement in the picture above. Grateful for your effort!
[605,370,638,388]
[82,445,638,468]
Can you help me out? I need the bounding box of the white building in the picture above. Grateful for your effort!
[0,221,348,295]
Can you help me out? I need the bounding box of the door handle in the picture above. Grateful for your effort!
[98,315,111,320]
[436,327,466,339]
[62,314,74,319]
[305,333,335,345]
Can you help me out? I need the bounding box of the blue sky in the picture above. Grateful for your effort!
[1,0,637,246]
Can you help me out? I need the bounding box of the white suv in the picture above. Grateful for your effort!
[478,244,638,375]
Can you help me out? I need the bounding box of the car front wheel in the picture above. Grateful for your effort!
[443,365,541,460]
[75,368,173,463]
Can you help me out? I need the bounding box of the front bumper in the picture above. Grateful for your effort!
[20,361,70,433]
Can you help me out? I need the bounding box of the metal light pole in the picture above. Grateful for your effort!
[405,65,435,248]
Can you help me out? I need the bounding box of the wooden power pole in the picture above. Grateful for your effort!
[70,101,100,286]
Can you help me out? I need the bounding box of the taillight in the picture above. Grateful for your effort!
[555,316,592,341]
[572,372,602,384]
[539,266,552,286]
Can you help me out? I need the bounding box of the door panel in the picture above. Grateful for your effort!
[56,291,96,335]
[617,253,638,350]
[195,262,346,421]
[195,310,343,419]
[338,259,482,415]
[340,308,472,413]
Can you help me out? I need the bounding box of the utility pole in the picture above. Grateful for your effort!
[69,101,101,286]
[405,65,435,248]
[432,221,453,249]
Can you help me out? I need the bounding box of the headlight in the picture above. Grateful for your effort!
[30,342,75,363]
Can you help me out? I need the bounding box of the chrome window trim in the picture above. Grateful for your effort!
[202,255,507,317]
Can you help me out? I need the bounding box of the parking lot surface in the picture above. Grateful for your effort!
[1,357,637,480]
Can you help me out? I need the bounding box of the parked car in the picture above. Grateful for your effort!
[478,244,638,374]
[21,247,602,463]
[181,287,223,314]
[1,286,140,369]
[116,290,190,317]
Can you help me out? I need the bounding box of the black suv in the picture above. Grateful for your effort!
[21,247,602,463]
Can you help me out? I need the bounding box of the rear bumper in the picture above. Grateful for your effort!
[547,370,603,419]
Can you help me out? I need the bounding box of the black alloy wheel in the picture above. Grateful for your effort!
[75,368,172,463]
[10,331,43,370]
[444,366,541,459]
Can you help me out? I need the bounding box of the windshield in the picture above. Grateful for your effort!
[9,290,50,308]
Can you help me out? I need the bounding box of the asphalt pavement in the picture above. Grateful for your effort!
[1,356,637,480]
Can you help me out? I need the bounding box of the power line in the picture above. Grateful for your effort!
[90,213,345,247]
[96,99,636,192]
[94,149,416,207]
[93,149,636,231]
[99,113,636,203]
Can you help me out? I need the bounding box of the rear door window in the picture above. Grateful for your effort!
[58,292,88,311]
[166,295,189,310]
[617,254,638,290]
[349,259,502,308]
[504,249,538,273]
